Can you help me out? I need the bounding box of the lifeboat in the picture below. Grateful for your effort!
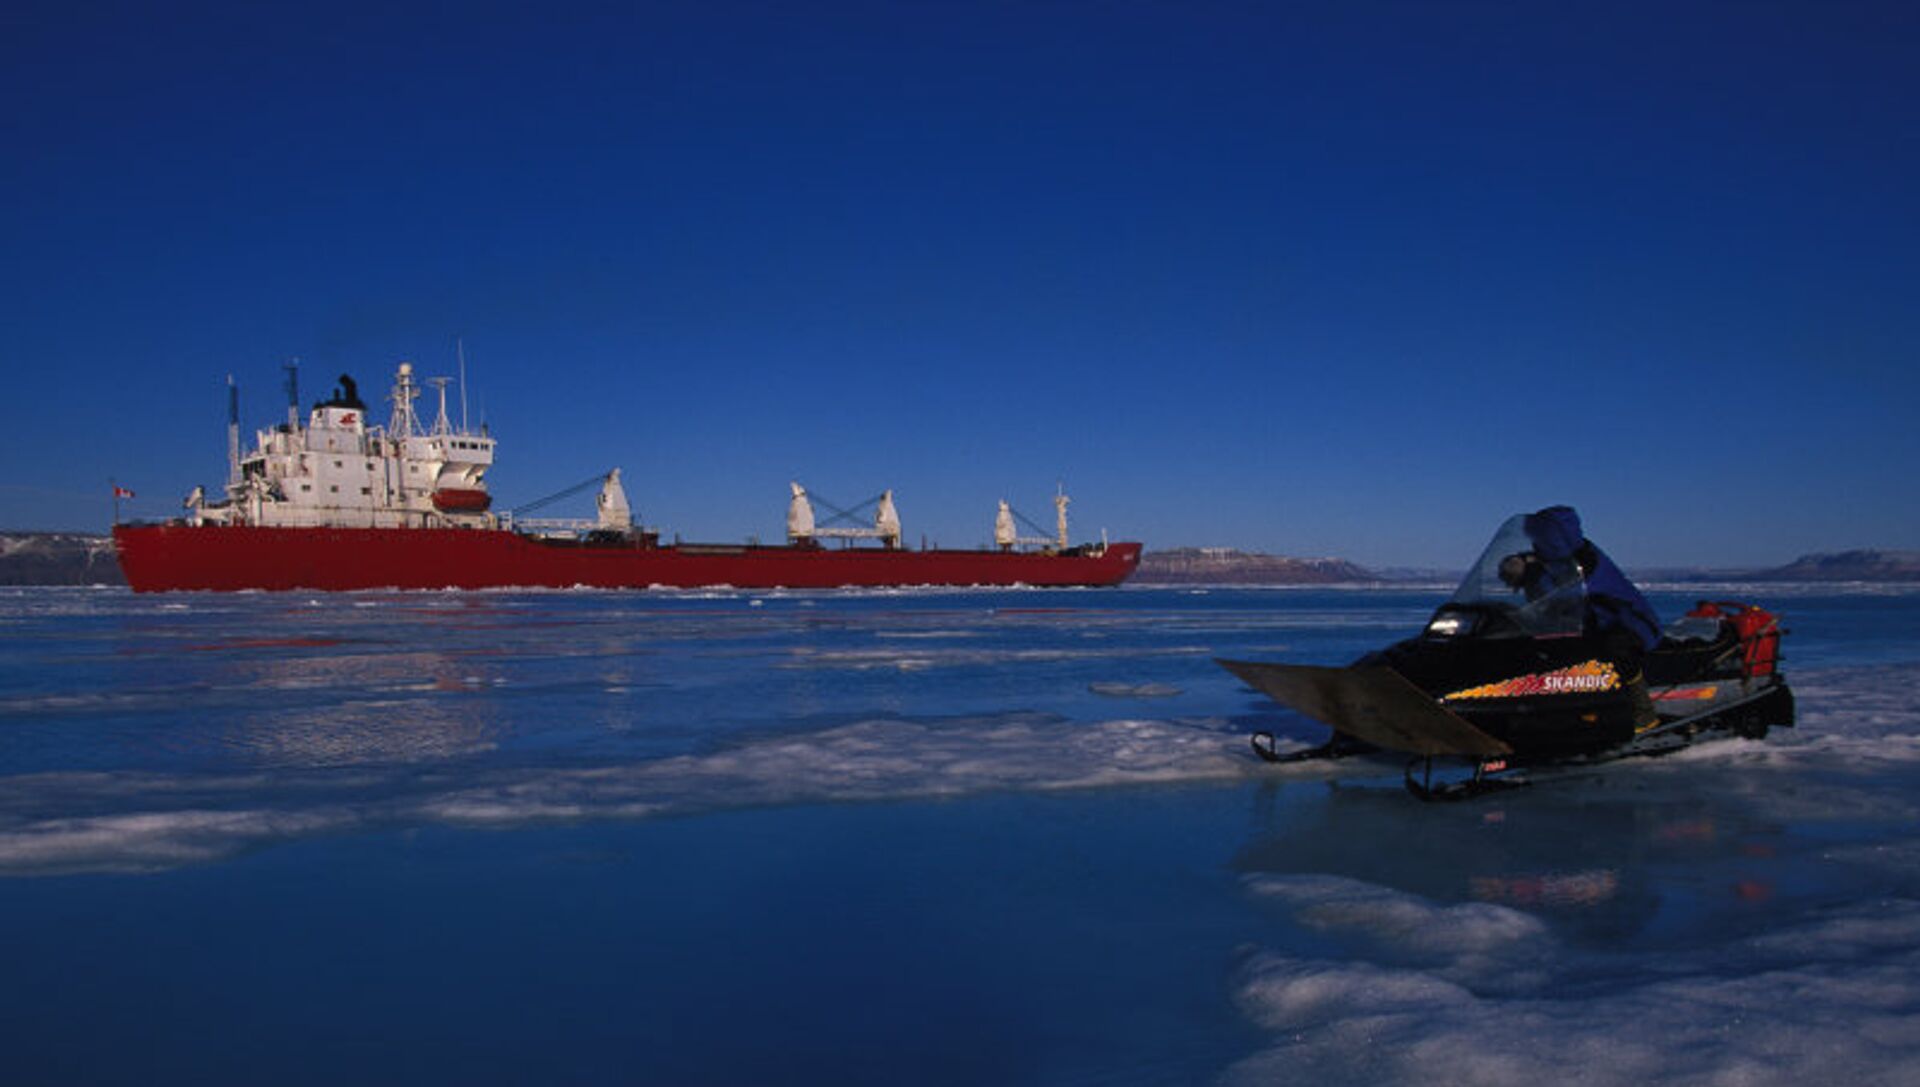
[432,487,492,512]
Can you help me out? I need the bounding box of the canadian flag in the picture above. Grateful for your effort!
[113,486,135,499]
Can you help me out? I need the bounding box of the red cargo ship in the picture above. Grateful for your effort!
[113,362,1142,592]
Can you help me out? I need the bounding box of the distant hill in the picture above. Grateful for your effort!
[1748,550,1920,582]
[1137,547,1920,587]
[0,533,125,586]
[1134,547,1377,585]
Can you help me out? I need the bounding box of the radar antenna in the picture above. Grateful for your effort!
[388,362,421,439]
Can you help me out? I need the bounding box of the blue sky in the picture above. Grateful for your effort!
[2,1,1915,567]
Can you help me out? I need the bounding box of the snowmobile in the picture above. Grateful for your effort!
[1218,510,1795,800]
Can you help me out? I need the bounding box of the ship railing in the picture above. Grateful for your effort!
[508,516,601,537]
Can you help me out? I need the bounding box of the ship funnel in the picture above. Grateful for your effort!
[283,359,300,429]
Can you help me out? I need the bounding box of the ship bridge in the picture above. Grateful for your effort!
[197,360,498,530]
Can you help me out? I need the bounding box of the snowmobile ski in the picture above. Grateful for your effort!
[1248,729,1379,764]
[1219,660,1512,758]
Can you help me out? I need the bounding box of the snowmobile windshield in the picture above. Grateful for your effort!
[1444,514,1587,638]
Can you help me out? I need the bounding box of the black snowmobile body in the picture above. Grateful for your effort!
[1364,606,1644,759]
[1219,514,1795,800]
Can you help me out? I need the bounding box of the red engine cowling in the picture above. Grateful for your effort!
[1686,601,1782,678]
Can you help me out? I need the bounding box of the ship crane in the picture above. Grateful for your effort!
[787,483,815,543]
[996,488,1074,552]
[792,485,903,549]
[507,470,637,537]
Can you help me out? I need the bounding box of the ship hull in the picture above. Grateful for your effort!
[113,524,1143,592]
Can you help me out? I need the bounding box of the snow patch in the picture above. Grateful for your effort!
[0,714,1263,875]
[1230,870,1920,1085]
[1087,681,1183,698]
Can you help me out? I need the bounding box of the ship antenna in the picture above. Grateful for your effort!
[457,337,470,434]
[428,376,454,436]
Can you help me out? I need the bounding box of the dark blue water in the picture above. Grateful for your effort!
[3,585,1919,1084]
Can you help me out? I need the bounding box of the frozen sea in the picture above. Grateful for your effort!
[3,584,1920,1085]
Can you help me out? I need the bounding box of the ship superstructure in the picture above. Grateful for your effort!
[194,363,500,531]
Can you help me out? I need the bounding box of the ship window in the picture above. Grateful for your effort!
[330,485,339,493]
[300,484,311,492]
[361,487,371,495]
[334,460,343,468]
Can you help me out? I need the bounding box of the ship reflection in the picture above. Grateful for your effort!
[208,646,506,767]
[1233,781,1786,943]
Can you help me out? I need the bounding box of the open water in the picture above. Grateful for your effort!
[3,585,1920,1084]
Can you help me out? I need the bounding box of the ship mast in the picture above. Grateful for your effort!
[283,358,301,429]
[388,362,421,438]
[226,375,241,487]
[457,338,470,433]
